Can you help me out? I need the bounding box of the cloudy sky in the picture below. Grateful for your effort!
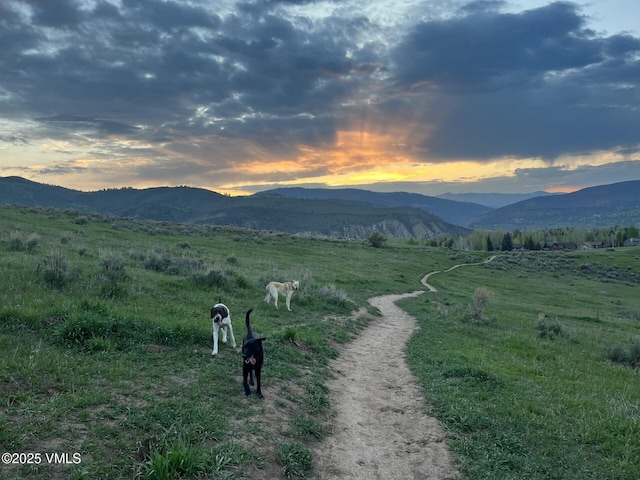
[1,0,639,196]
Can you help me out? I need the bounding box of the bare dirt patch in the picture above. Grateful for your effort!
[309,291,460,480]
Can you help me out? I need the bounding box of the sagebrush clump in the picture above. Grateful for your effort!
[606,343,640,368]
[39,248,75,288]
[7,229,40,251]
[467,286,494,321]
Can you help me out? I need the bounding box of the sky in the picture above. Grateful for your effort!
[0,0,639,197]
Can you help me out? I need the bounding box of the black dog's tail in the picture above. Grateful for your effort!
[245,309,254,337]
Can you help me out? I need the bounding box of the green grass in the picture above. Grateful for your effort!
[1,204,640,479]
[277,441,313,479]
[400,249,640,480]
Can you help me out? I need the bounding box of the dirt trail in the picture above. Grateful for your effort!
[310,291,460,480]
[311,256,497,479]
[421,255,497,292]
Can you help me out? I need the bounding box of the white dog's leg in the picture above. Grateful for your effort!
[227,323,237,348]
[286,292,292,311]
[221,325,228,343]
[212,323,219,356]
[274,291,279,309]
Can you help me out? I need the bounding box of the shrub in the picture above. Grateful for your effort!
[99,252,127,298]
[143,249,171,272]
[536,317,563,339]
[7,230,25,250]
[7,230,40,251]
[317,284,349,307]
[606,343,640,368]
[25,232,41,251]
[164,256,206,276]
[192,268,227,288]
[141,248,206,276]
[232,272,250,289]
[191,268,250,292]
[368,231,387,248]
[100,252,127,283]
[467,286,494,320]
[39,248,74,288]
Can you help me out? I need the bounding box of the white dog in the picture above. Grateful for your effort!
[264,280,299,311]
[210,302,236,356]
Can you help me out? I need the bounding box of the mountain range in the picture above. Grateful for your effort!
[1,176,639,238]
[436,191,559,209]
[0,177,468,239]
[466,180,640,230]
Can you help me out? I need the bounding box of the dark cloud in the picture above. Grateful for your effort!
[0,0,374,153]
[122,0,220,31]
[0,0,638,192]
[26,0,85,29]
[0,133,31,146]
[263,0,327,5]
[511,160,640,189]
[36,114,141,136]
[393,2,600,92]
[390,1,640,160]
[459,0,506,15]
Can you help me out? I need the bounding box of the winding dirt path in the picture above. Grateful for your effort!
[311,256,497,479]
[421,255,497,292]
[310,291,459,479]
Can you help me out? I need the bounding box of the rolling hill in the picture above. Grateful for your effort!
[254,187,492,226]
[467,180,640,229]
[0,176,469,239]
[436,191,557,209]
[3,176,638,234]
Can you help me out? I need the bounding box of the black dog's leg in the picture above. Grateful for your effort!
[243,369,251,396]
[249,370,255,386]
[256,367,263,399]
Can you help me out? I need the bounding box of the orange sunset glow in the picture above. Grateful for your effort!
[214,127,561,195]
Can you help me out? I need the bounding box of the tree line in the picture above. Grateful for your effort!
[426,225,640,251]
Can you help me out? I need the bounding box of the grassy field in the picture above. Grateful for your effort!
[1,204,639,479]
[402,249,640,479]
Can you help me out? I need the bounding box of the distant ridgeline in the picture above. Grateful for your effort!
[1,176,639,239]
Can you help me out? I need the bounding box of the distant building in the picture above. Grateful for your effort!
[623,238,640,247]
[550,242,578,251]
[583,242,604,249]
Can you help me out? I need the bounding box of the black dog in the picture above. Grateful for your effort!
[242,309,266,399]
